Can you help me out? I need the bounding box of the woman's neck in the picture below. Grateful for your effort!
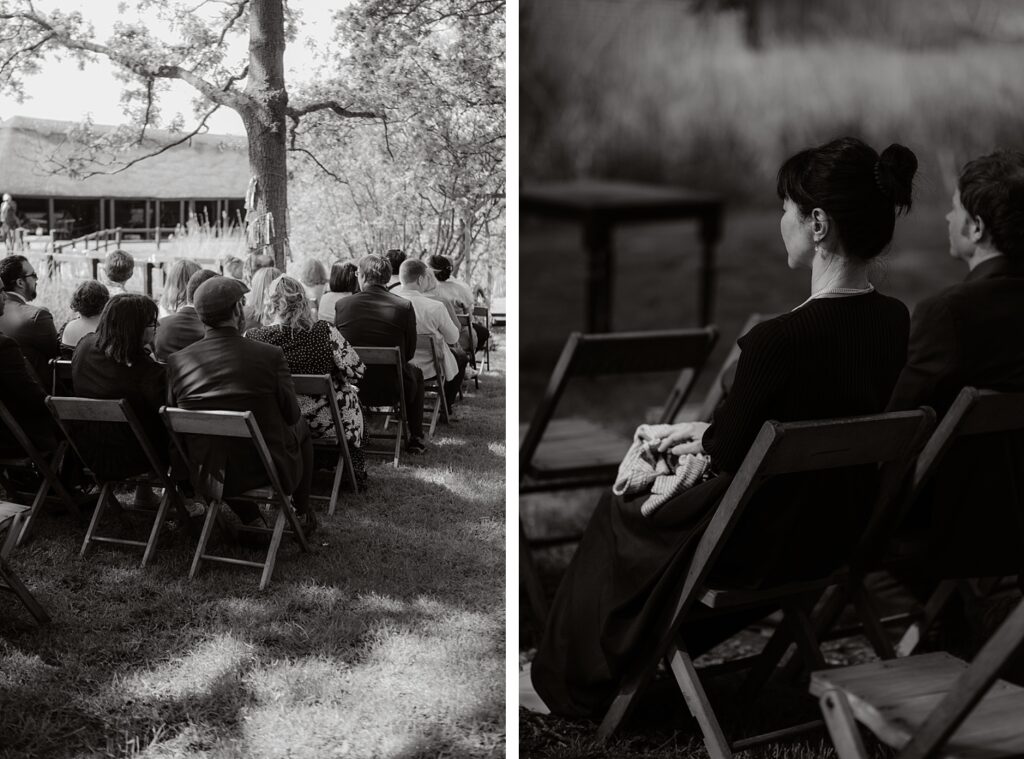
[809,252,871,295]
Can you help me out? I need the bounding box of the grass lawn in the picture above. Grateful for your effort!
[1,338,506,759]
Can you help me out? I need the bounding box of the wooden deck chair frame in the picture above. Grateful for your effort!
[457,313,478,392]
[415,334,450,438]
[0,503,50,624]
[161,407,311,590]
[0,399,79,548]
[49,358,73,395]
[291,373,359,514]
[355,346,408,468]
[815,596,1024,759]
[596,409,936,759]
[472,305,491,372]
[46,396,189,567]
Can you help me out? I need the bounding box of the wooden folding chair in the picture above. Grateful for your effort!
[0,399,79,548]
[355,346,408,468]
[291,373,359,514]
[49,358,73,395]
[473,305,491,372]
[46,397,188,567]
[815,595,1024,758]
[0,501,50,624]
[416,334,450,438]
[161,407,312,590]
[596,409,936,759]
[457,313,479,392]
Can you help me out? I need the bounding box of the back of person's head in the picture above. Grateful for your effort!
[70,280,109,318]
[958,150,1024,261]
[95,294,157,366]
[0,255,28,290]
[329,261,359,293]
[399,258,427,285]
[777,136,918,261]
[421,267,440,293]
[222,255,244,280]
[2,194,10,202]
[385,249,406,275]
[358,254,391,287]
[248,266,283,325]
[298,258,329,288]
[269,275,314,332]
[185,268,219,305]
[159,259,202,313]
[105,249,135,284]
[428,255,454,281]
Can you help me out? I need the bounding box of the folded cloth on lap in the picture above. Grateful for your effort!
[613,429,712,518]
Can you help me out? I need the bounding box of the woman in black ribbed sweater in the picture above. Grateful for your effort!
[531,137,919,718]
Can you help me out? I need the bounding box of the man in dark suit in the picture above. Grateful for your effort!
[166,276,316,531]
[154,268,219,360]
[335,254,427,454]
[0,255,59,387]
[888,150,1024,577]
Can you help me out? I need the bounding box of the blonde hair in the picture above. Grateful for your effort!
[298,258,329,287]
[248,266,282,326]
[160,259,202,313]
[270,275,314,332]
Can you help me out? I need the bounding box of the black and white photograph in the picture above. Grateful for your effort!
[519,2,1024,758]
[0,1,506,756]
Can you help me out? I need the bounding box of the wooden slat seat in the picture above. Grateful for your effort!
[700,574,842,611]
[529,418,632,477]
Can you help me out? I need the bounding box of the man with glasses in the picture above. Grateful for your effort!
[0,255,60,387]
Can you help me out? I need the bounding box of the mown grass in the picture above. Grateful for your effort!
[1,340,506,758]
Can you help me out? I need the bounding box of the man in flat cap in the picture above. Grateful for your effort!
[166,275,316,532]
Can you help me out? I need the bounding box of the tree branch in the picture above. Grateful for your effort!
[288,146,349,184]
[137,78,155,144]
[0,30,54,76]
[217,0,250,47]
[286,100,380,120]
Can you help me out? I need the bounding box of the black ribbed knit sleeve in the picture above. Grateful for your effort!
[702,318,793,473]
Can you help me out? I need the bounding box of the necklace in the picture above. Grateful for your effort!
[793,284,875,311]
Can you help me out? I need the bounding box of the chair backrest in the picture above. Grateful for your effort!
[415,334,446,382]
[353,346,406,401]
[472,305,489,321]
[0,399,49,466]
[291,374,344,438]
[520,327,719,478]
[696,313,775,422]
[49,359,73,396]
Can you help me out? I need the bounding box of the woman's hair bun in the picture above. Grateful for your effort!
[876,143,918,214]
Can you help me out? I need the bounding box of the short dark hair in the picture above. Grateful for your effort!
[94,294,158,366]
[222,255,244,279]
[0,255,29,290]
[358,254,391,286]
[428,255,453,281]
[384,249,406,274]
[400,258,427,284]
[958,150,1024,261]
[105,249,135,284]
[70,280,110,317]
[777,137,918,261]
[185,269,219,304]
[329,262,359,293]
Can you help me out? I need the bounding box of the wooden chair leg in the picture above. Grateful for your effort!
[0,556,50,625]
[79,482,113,558]
[259,509,287,590]
[1,512,22,560]
[597,663,651,742]
[819,690,870,759]
[140,488,173,567]
[328,450,344,516]
[189,500,220,580]
[668,641,733,759]
[782,602,828,674]
[737,620,794,702]
[850,581,896,659]
[897,580,958,657]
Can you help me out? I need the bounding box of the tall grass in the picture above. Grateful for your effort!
[522,0,1024,203]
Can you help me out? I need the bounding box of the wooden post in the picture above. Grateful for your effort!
[90,257,99,282]
[98,198,105,234]
[47,198,54,237]
[145,262,155,298]
[154,200,161,250]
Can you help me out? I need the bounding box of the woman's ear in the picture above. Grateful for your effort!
[810,208,830,242]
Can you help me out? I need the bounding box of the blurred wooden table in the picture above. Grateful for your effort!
[521,180,724,332]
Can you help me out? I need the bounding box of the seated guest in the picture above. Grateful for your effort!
[154,268,219,360]
[167,276,317,531]
[384,249,406,290]
[104,249,135,297]
[0,254,59,387]
[421,267,473,367]
[318,262,359,321]
[221,255,245,281]
[71,295,168,481]
[297,258,329,315]
[0,282,57,455]
[531,137,917,717]
[393,259,467,411]
[248,275,367,486]
[244,265,281,331]
[335,254,427,454]
[158,259,202,318]
[59,280,109,358]
[429,254,488,355]
[242,252,275,284]
[888,150,1024,577]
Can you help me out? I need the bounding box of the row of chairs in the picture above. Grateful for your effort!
[520,320,1024,758]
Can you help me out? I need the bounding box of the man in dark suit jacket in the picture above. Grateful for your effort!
[888,150,1024,577]
[0,255,59,387]
[335,254,427,453]
[166,276,316,531]
[154,268,219,360]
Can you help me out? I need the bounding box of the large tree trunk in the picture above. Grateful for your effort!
[244,0,290,270]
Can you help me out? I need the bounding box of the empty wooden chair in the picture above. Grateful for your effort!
[354,346,408,468]
[46,396,188,567]
[0,399,79,548]
[291,373,359,514]
[162,407,312,590]
[596,409,936,759]
[0,501,49,624]
[815,596,1024,759]
[473,305,491,372]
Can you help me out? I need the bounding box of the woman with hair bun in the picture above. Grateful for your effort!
[246,275,367,487]
[530,137,918,718]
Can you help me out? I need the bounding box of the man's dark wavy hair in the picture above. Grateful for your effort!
[958,150,1024,262]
